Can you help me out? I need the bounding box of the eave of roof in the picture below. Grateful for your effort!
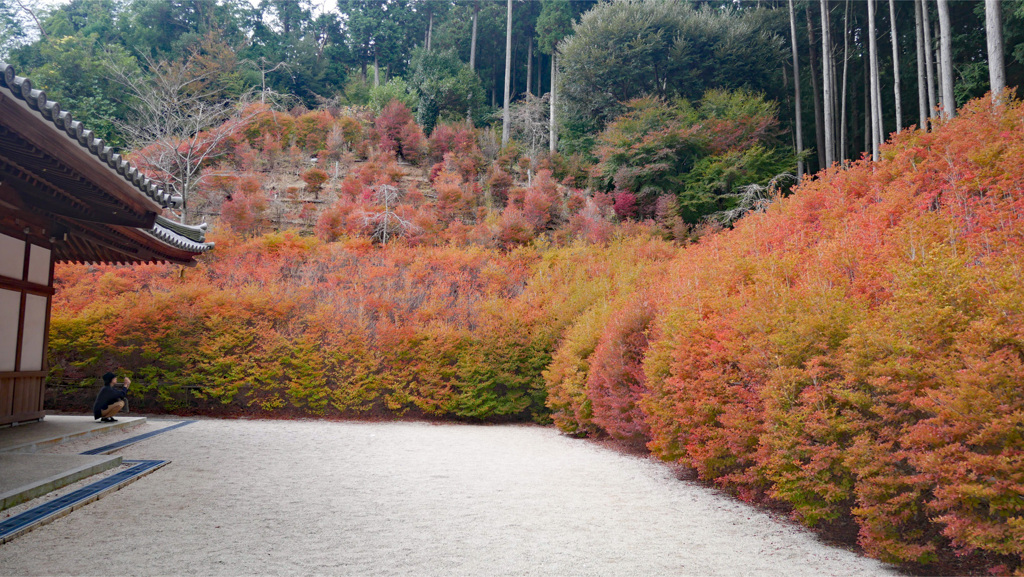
[150,216,214,253]
[0,62,177,215]
[0,60,214,264]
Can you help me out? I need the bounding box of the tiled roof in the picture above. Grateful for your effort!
[151,216,214,253]
[1,61,180,210]
[0,60,213,260]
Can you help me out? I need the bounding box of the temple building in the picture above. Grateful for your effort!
[0,61,213,426]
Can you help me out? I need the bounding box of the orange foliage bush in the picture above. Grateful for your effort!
[301,168,329,196]
[293,110,334,152]
[634,96,1024,569]
[51,232,542,419]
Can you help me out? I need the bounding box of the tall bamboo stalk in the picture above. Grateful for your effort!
[502,0,512,145]
[470,1,479,70]
[821,0,834,167]
[840,0,850,161]
[527,38,533,96]
[807,3,825,170]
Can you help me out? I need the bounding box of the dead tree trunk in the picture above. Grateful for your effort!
[502,0,512,146]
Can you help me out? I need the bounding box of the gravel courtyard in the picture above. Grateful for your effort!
[0,419,898,576]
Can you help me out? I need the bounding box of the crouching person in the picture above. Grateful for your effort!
[93,372,130,422]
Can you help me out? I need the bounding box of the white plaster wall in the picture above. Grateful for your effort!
[27,244,51,286]
[19,294,47,371]
[0,234,25,280]
[0,288,19,371]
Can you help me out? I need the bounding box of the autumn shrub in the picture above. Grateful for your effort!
[564,197,615,245]
[585,297,656,447]
[325,115,368,159]
[486,165,514,206]
[427,123,482,166]
[220,185,269,236]
[434,167,479,224]
[522,170,561,231]
[542,304,608,436]
[293,110,334,152]
[244,106,295,150]
[374,99,424,164]
[315,196,371,241]
[539,238,676,433]
[451,319,551,421]
[492,207,533,248]
[301,168,329,196]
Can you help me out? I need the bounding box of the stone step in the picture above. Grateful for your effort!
[0,453,122,511]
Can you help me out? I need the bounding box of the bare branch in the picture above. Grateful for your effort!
[360,184,418,244]
[507,93,551,162]
[709,173,796,227]
[106,52,260,224]
[12,0,45,40]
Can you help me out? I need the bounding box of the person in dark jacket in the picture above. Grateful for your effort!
[93,372,130,422]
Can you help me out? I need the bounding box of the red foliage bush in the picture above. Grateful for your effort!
[612,192,638,220]
[522,170,561,231]
[315,196,371,242]
[220,186,268,237]
[496,206,535,247]
[427,123,482,165]
[301,168,329,197]
[585,298,655,446]
[374,100,424,164]
[486,166,514,207]
[434,168,479,224]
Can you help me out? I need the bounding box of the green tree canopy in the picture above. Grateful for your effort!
[593,89,797,224]
[408,47,484,135]
[535,0,573,55]
[10,32,140,147]
[558,0,787,151]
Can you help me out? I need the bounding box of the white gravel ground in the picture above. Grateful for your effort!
[0,419,899,576]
